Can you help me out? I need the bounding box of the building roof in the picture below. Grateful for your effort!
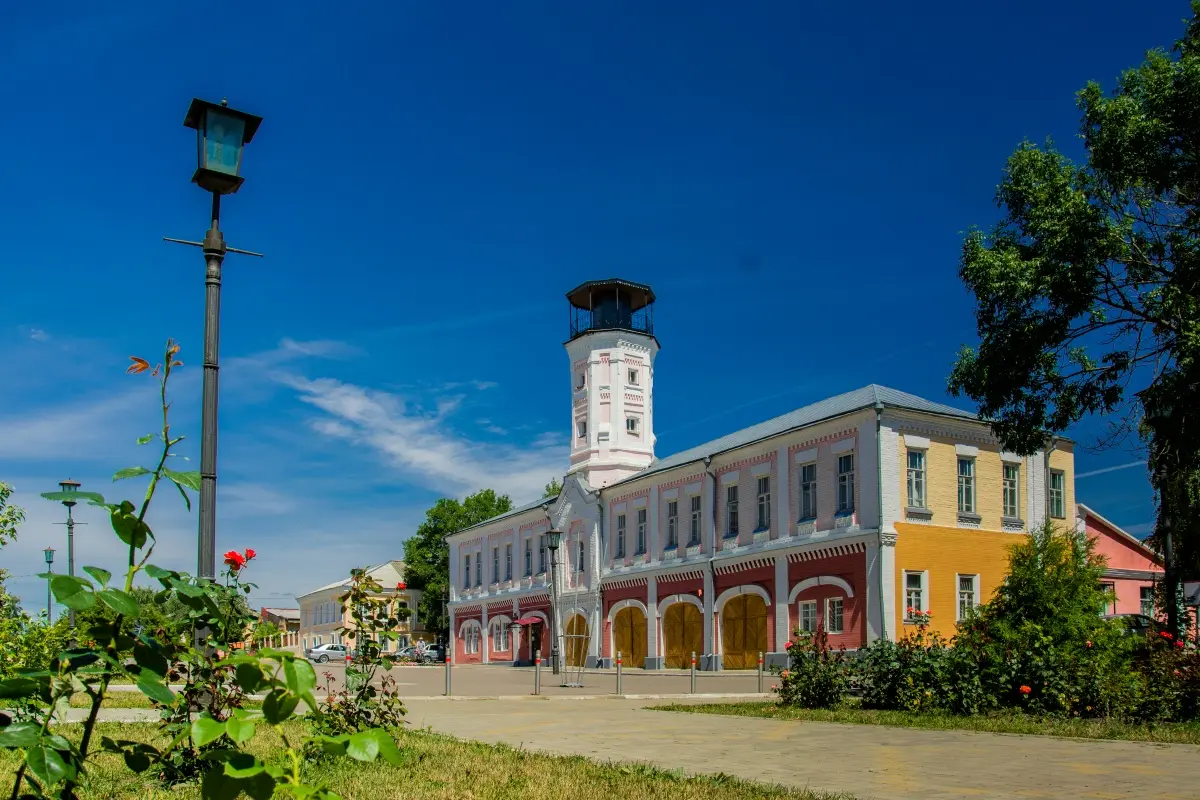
[453,384,979,538]
[1078,502,1163,563]
[260,607,300,620]
[295,560,406,600]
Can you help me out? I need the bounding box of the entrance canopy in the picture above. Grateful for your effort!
[514,616,543,626]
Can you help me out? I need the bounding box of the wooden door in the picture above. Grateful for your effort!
[721,594,768,669]
[565,614,589,667]
[612,607,647,668]
[662,602,703,668]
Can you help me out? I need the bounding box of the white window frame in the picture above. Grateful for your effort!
[689,495,702,546]
[725,484,739,537]
[627,367,639,385]
[1048,470,1066,519]
[825,597,844,634]
[667,501,679,548]
[756,476,771,530]
[616,514,626,558]
[475,553,481,586]
[577,371,586,389]
[577,419,587,440]
[492,547,499,584]
[907,450,926,508]
[903,570,929,621]
[463,555,471,589]
[538,535,547,574]
[491,621,509,652]
[957,458,976,514]
[1002,463,1020,518]
[577,537,585,572]
[1140,586,1155,617]
[626,416,640,435]
[956,573,980,622]
[524,539,532,576]
[797,600,817,633]
[799,463,817,520]
[505,543,513,581]
[1100,582,1117,615]
[636,508,647,554]
[837,454,855,513]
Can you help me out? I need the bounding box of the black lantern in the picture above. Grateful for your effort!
[58,479,80,508]
[546,529,562,551]
[183,98,263,195]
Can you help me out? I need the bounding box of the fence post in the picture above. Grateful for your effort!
[444,652,452,697]
[616,651,623,696]
[757,651,764,693]
[690,651,697,694]
[534,655,541,696]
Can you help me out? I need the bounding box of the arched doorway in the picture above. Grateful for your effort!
[721,594,768,669]
[565,614,589,667]
[662,602,703,669]
[611,606,647,668]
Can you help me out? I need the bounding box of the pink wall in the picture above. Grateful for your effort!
[1085,511,1163,617]
[787,552,867,649]
[787,430,860,535]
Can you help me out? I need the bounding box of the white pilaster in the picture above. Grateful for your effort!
[703,567,715,660]
[646,575,658,665]
[648,484,660,561]
[865,538,883,642]
[775,444,790,538]
[773,553,789,651]
[879,417,901,532]
[481,603,489,664]
[880,532,897,640]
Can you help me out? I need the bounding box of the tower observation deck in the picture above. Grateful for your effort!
[566,279,656,342]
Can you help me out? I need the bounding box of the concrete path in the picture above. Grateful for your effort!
[404,697,1200,800]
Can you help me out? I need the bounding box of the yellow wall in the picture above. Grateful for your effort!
[899,434,1010,530]
[894,522,1024,639]
[1049,445,1075,523]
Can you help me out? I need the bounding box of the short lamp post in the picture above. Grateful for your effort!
[57,479,81,631]
[546,528,563,675]
[43,548,55,621]
[169,98,264,580]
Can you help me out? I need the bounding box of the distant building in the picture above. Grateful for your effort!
[257,607,300,650]
[446,279,1079,670]
[295,561,426,652]
[1077,504,1163,617]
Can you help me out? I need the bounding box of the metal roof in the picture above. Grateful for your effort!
[615,384,978,485]
[565,278,656,310]
[451,495,555,539]
[295,560,406,599]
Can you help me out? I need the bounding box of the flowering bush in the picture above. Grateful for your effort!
[774,629,850,709]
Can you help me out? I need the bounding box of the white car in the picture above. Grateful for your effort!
[305,643,348,663]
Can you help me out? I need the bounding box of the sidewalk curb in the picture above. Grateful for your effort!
[410,692,773,702]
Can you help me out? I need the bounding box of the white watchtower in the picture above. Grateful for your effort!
[564,279,660,489]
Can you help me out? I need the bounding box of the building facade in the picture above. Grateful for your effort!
[446,279,1077,669]
[1077,503,1163,617]
[258,607,301,650]
[296,561,426,652]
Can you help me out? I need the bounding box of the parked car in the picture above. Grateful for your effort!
[1103,613,1166,638]
[420,644,446,664]
[305,643,348,663]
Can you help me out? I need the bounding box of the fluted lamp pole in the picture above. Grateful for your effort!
[546,528,563,675]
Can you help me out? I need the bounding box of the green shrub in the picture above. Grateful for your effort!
[858,611,985,714]
[773,629,849,709]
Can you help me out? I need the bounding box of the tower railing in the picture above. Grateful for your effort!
[569,304,654,339]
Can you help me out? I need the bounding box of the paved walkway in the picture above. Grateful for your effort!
[404,697,1200,800]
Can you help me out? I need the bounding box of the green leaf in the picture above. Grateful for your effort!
[369,729,403,766]
[110,503,152,549]
[133,640,169,678]
[0,677,39,699]
[261,689,299,724]
[26,743,74,786]
[82,566,111,586]
[346,730,380,761]
[40,490,107,506]
[144,564,172,580]
[98,588,140,617]
[137,433,156,445]
[283,657,316,695]
[0,722,41,747]
[124,751,151,772]
[223,757,264,778]
[242,771,276,800]
[164,468,203,492]
[114,466,152,481]
[224,716,255,745]
[50,574,95,610]
[234,663,264,693]
[202,764,241,800]
[173,478,192,512]
[137,677,175,705]
[191,715,226,748]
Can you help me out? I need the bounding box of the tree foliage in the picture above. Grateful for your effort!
[543,477,563,499]
[401,489,513,640]
[949,4,1200,574]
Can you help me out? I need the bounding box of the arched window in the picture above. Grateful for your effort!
[461,621,482,654]
[491,619,509,652]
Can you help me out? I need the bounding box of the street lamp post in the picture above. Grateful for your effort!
[55,479,83,631]
[166,98,264,580]
[43,548,55,621]
[546,528,563,675]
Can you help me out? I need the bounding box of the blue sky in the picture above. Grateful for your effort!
[0,1,1183,612]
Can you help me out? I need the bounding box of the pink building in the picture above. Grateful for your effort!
[1077,504,1163,617]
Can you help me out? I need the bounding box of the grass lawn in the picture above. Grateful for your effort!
[4,695,263,710]
[0,722,852,800]
[651,701,1200,745]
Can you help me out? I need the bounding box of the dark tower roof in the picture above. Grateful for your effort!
[566,278,656,342]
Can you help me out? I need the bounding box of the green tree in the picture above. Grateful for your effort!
[0,482,24,548]
[402,488,513,641]
[949,7,1200,587]
[543,477,563,498]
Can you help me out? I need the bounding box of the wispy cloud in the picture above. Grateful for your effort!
[17,325,49,342]
[1077,460,1146,480]
[280,374,563,501]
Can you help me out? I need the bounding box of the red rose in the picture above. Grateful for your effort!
[1085,641,1093,648]
[1161,631,1174,639]
[1176,639,1186,648]
[244,548,257,561]
[1019,685,1032,695]
[223,550,246,570]
[786,641,794,649]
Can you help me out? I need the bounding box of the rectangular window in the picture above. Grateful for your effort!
[628,368,639,385]
[756,476,771,530]
[957,575,979,621]
[1049,470,1066,518]
[689,496,702,546]
[636,508,647,554]
[505,544,512,581]
[1141,586,1155,617]
[577,419,587,440]
[463,555,470,589]
[1003,464,1020,518]
[475,554,481,586]
[492,547,499,583]
[957,458,975,513]
[798,601,817,633]
[492,623,508,652]
[616,514,626,558]
[800,463,817,520]
[1101,582,1117,615]
[907,451,926,508]
[577,372,586,389]
[837,454,855,513]
[524,539,532,576]
[667,501,679,548]
[725,485,739,537]
[825,597,844,634]
[539,536,547,573]
[626,416,639,435]
[578,539,585,572]
[905,572,925,618]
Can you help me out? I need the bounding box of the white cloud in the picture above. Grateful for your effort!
[1076,461,1147,479]
[280,374,564,502]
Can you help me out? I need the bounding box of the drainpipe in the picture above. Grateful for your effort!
[874,400,888,641]
[704,455,717,670]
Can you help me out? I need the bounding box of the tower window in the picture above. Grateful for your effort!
[626,417,640,435]
[628,368,639,385]
[577,372,586,389]
[577,419,587,440]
